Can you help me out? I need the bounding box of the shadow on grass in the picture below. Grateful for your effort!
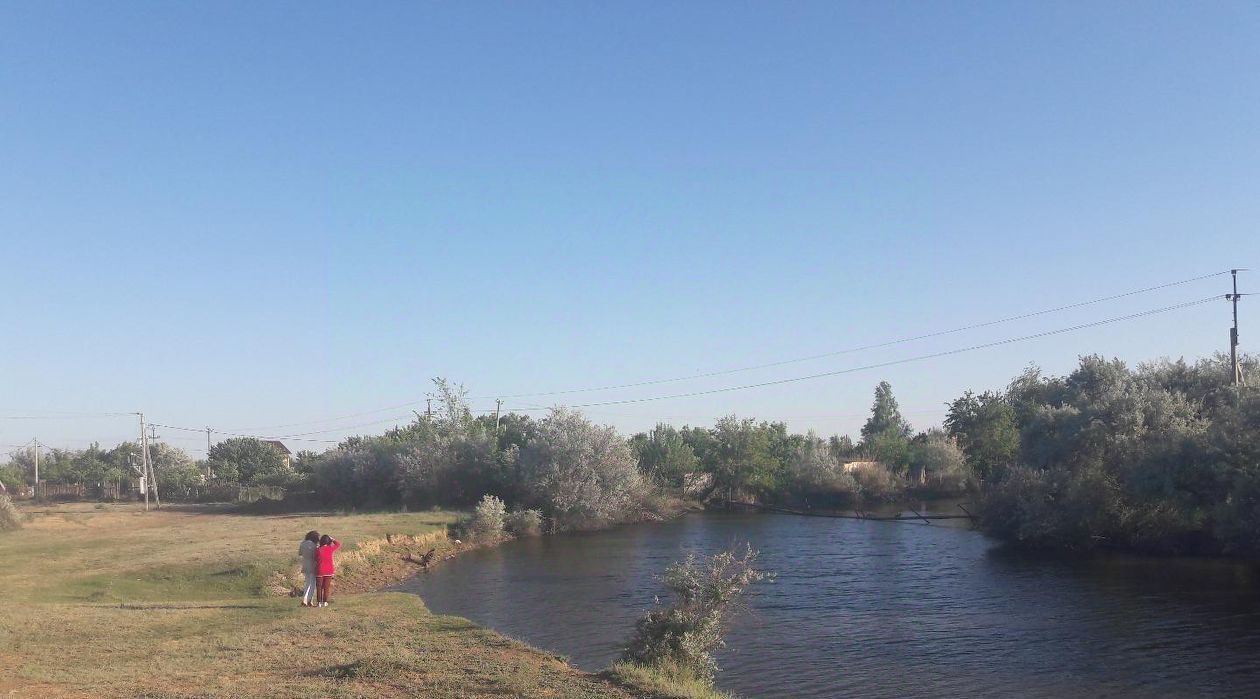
[428,614,480,633]
[324,657,415,681]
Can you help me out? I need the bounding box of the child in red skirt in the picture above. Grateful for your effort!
[315,534,341,607]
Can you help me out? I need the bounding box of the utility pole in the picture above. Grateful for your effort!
[425,397,433,419]
[137,413,161,510]
[1229,269,1247,386]
[494,399,503,433]
[139,413,150,510]
[148,426,161,510]
[33,438,39,498]
[206,427,214,479]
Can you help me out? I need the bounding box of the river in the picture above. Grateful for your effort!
[394,509,1260,698]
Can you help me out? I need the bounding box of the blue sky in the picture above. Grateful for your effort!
[2,2,1257,456]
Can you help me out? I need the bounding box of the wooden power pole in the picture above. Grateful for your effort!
[1229,269,1247,386]
[137,412,161,510]
[138,413,150,510]
[205,427,214,479]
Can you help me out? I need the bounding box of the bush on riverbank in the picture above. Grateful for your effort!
[470,494,507,541]
[623,546,769,687]
[505,508,543,536]
[518,408,654,530]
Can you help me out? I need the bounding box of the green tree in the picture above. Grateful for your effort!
[860,381,912,442]
[680,426,718,468]
[0,463,26,489]
[207,438,290,485]
[865,430,912,476]
[710,416,779,499]
[828,434,856,460]
[945,390,1020,481]
[633,424,699,489]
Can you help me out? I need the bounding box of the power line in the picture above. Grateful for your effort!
[224,400,430,432]
[5,277,1231,450]
[472,270,1231,400]
[536,295,1222,410]
[149,422,344,445]
[0,413,133,420]
[191,270,1229,434]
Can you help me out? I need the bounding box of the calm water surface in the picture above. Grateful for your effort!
[395,511,1260,698]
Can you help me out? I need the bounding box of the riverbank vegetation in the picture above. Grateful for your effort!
[7,353,1256,559]
[959,353,1260,556]
[2,378,961,529]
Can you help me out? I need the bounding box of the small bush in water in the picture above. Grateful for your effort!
[623,545,769,685]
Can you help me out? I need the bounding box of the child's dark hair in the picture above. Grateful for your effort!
[319,534,332,546]
[305,530,320,543]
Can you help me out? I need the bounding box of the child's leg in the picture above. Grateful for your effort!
[325,575,334,603]
[318,575,330,604]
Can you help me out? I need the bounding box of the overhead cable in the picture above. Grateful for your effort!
[538,295,1222,410]
[475,270,1230,400]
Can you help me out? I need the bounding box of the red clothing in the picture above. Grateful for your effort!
[315,540,341,576]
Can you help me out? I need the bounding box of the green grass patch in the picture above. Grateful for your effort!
[56,560,278,602]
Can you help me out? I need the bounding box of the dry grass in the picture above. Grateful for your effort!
[1,594,646,698]
[0,503,459,603]
[0,503,658,699]
[608,662,735,699]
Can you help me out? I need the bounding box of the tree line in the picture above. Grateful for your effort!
[4,353,1257,554]
[0,377,967,526]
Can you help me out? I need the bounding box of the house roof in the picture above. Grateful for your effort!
[261,440,292,455]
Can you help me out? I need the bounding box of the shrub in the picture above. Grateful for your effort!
[978,464,1124,550]
[1213,465,1260,556]
[851,463,900,501]
[0,493,22,531]
[519,409,648,530]
[786,436,857,499]
[470,494,506,541]
[505,508,543,537]
[911,433,973,493]
[622,545,769,686]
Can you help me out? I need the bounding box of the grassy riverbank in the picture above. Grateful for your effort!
[0,503,723,698]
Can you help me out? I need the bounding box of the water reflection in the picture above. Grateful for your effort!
[394,511,1260,698]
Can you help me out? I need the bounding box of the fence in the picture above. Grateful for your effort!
[186,484,286,503]
[7,482,285,504]
[35,483,87,500]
